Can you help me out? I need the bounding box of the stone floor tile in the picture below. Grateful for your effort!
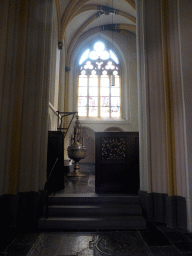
[56,234,93,256]
[27,231,152,256]
[148,246,163,255]
[0,240,12,253]
[5,244,32,256]
[13,233,40,245]
[138,230,172,246]
[184,234,192,242]
[156,224,181,233]
[174,242,192,253]
[164,232,191,243]
[157,246,182,255]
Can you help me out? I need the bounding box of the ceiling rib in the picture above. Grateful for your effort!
[125,0,135,9]
[70,5,136,24]
[61,0,136,40]
[66,12,105,65]
[61,0,90,36]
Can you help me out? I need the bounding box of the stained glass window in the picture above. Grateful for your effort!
[78,41,120,118]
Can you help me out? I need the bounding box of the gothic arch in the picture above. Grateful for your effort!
[68,32,131,122]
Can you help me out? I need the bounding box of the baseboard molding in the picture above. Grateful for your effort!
[138,190,187,230]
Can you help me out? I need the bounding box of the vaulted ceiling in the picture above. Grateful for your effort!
[55,0,136,62]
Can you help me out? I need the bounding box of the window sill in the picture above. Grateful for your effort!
[79,117,130,125]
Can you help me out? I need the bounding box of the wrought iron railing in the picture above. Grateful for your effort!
[56,111,77,138]
[44,157,58,218]
[43,111,78,218]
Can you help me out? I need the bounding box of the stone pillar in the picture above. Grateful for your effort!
[136,0,168,195]
[136,0,189,230]
[178,0,192,232]
[0,0,54,227]
[19,0,53,193]
[136,0,152,195]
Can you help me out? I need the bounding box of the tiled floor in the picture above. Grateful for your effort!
[2,223,192,256]
[2,173,192,256]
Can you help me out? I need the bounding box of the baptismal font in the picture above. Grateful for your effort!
[67,115,86,178]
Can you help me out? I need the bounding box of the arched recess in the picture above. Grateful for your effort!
[64,26,138,159]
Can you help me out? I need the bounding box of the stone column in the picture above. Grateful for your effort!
[136,0,189,229]
[136,0,168,224]
[178,0,192,232]
[19,0,53,193]
[0,0,54,227]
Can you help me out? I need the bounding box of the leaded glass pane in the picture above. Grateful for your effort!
[113,70,118,76]
[101,96,109,107]
[100,87,109,96]
[111,97,120,106]
[111,106,120,117]
[89,87,98,96]
[89,96,98,107]
[94,42,105,51]
[102,70,107,75]
[78,107,87,116]
[100,107,109,117]
[81,70,86,75]
[100,51,110,60]
[84,61,93,69]
[110,50,119,64]
[79,77,87,87]
[89,76,98,87]
[79,49,89,64]
[105,61,115,70]
[100,76,109,87]
[78,97,87,107]
[94,42,105,56]
[91,70,97,75]
[111,87,120,96]
[89,51,97,60]
[115,76,120,87]
[89,107,98,117]
[78,41,121,118]
[78,87,87,96]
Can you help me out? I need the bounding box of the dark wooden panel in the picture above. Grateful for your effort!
[47,131,65,194]
[95,132,139,194]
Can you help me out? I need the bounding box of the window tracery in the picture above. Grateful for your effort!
[78,41,121,118]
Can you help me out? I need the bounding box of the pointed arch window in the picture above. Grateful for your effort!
[78,41,121,118]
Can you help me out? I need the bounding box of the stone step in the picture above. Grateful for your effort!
[48,194,140,205]
[48,204,142,217]
[38,216,146,229]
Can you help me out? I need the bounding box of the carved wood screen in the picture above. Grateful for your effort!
[95,132,139,194]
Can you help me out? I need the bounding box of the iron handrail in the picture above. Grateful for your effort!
[44,157,59,219]
[44,157,59,191]
[56,111,78,138]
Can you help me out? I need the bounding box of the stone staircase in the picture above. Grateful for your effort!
[38,193,146,229]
